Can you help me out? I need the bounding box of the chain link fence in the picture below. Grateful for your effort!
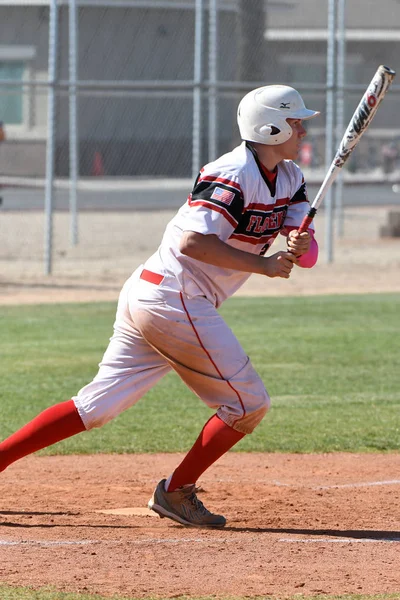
[0,0,399,277]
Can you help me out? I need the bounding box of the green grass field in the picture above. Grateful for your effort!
[2,588,400,600]
[1,294,400,600]
[1,294,399,454]
[1,588,400,600]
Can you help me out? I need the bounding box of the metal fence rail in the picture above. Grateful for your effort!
[0,0,399,273]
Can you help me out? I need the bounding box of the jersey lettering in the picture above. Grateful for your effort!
[245,210,284,234]
[238,205,288,241]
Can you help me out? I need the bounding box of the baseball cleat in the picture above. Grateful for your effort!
[148,478,226,528]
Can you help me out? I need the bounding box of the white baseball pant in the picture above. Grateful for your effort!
[73,266,270,434]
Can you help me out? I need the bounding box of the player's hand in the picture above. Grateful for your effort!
[263,251,298,279]
[287,230,312,257]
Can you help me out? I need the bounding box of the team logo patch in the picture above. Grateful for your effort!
[210,186,235,205]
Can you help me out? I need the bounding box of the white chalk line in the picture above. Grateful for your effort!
[0,537,227,547]
[315,479,400,490]
[2,535,400,548]
[279,537,400,544]
[0,540,93,547]
[214,478,400,490]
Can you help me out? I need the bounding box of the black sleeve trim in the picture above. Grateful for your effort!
[190,178,244,224]
[290,181,309,205]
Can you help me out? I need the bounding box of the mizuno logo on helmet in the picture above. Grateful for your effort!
[280,102,290,109]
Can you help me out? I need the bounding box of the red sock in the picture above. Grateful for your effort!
[0,400,86,472]
[166,414,245,491]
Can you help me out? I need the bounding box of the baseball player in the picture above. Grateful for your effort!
[0,85,320,528]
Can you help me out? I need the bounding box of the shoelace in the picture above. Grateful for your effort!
[187,492,212,515]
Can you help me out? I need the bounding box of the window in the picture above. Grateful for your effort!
[0,46,36,135]
[0,61,25,124]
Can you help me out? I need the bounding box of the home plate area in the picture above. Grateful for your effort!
[0,452,399,598]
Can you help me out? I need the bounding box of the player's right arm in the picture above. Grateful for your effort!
[179,231,297,279]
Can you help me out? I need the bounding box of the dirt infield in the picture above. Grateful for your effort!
[1,205,400,598]
[1,453,400,598]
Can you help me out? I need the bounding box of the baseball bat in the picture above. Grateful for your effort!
[298,64,396,233]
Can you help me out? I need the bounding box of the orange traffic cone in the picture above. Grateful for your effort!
[92,150,104,176]
[0,121,6,142]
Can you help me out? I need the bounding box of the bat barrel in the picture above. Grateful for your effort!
[306,65,396,219]
[332,64,396,170]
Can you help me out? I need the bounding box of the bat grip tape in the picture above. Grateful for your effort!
[298,208,317,234]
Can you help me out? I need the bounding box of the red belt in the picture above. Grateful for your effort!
[140,268,164,285]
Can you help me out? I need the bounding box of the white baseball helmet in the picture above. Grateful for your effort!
[237,85,320,145]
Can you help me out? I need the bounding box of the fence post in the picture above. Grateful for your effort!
[44,0,59,275]
[208,0,218,162]
[192,0,204,179]
[69,0,79,246]
[335,0,346,238]
[324,0,337,264]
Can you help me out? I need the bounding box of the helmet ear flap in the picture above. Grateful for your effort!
[255,122,290,144]
[257,124,281,137]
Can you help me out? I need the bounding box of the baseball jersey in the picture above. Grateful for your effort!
[143,141,315,307]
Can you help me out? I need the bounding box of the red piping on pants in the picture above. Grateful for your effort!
[179,291,246,427]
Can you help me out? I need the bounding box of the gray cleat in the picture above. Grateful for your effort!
[148,479,226,528]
